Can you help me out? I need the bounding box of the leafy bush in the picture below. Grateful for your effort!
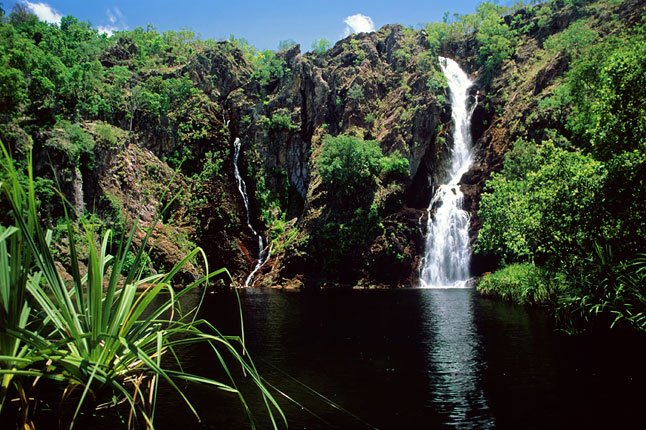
[45,120,95,167]
[311,38,331,55]
[557,245,646,333]
[346,83,364,103]
[381,151,410,180]
[569,37,645,160]
[266,112,298,132]
[474,3,518,81]
[93,121,121,148]
[316,135,382,197]
[477,263,558,305]
[419,53,448,96]
[250,50,287,86]
[423,22,451,56]
[0,67,28,116]
[315,135,409,281]
[477,139,606,267]
[543,19,598,59]
[601,149,646,257]
[540,24,645,161]
[422,2,516,83]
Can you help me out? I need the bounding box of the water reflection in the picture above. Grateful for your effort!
[421,289,494,428]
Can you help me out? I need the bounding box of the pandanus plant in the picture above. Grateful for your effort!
[0,142,285,429]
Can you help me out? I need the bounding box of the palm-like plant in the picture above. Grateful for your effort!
[0,142,285,428]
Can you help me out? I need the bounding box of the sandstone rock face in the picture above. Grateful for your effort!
[96,143,201,284]
[235,25,454,287]
[214,16,582,287]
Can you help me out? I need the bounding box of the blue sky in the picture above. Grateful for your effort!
[3,1,515,51]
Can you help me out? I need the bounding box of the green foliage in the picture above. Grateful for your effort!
[349,39,366,65]
[543,19,598,59]
[541,23,645,161]
[264,112,299,132]
[0,143,284,428]
[45,120,95,167]
[423,22,451,55]
[477,263,559,305]
[0,66,28,116]
[311,38,331,55]
[418,52,448,97]
[267,218,301,255]
[227,34,257,59]
[319,204,381,275]
[314,134,408,280]
[250,49,287,87]
[509,3,536,35]
[201,150,224,179]
[558,245,646,332]
[570,36,645,160]
[422,2,516,82]
[121,249,153,276]
[317,135,382,197]
[477,17,646,331]
[423,60,448,95]
[364,112,376,128]
[474,3,518,81]
[477,140,606,266]
[0,8,217,156]
[93,121,121,149]
[381,151,410,180]
[601,149,646,256]
[393,48,412,69]
[99,191,126,238]
[317,135,409,199]
[346,83,364,103]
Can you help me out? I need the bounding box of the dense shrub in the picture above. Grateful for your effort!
[317,134,383,197]
[316,134,408,199]
[477,263,559,305]
[477,139,606,267]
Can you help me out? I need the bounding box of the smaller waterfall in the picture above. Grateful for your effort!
[233,138,270,287]
[72,167,84,214]
[420,57,476,288]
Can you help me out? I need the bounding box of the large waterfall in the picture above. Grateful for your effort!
[420,57,476,288]
[233,138,269,287]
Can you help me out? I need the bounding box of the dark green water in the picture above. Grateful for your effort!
[157,288,645,429]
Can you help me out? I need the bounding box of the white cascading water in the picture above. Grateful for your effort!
[233,138,269,287]
[420,57,477,288]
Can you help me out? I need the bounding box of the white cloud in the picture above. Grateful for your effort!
[344,14,375,37]
[23,1,62,24]
[97,25,117,36]
[98,8,127,37]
